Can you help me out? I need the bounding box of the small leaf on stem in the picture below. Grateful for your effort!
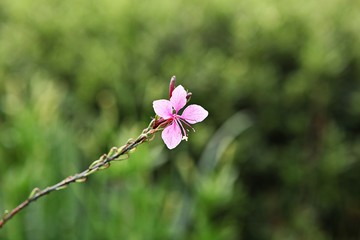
[107,147,119,158]
[75,177,87,183]
[113,153,129,161]
[29,188,41,199]
[129,147,137,153]
[2,210,9,218]
[99,162,110,170]
[55,185,68,190]
[89,159,102,169]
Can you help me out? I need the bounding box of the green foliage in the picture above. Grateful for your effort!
[1,0,360,239]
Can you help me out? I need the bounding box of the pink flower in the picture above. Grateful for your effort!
[153,85,208,149]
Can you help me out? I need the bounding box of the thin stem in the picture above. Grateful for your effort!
[0,120,162,229]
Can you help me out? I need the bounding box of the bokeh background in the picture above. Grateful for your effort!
[1,0,360,239]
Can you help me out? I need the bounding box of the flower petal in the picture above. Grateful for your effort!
[162,121,183,149]
[153,99,173,119]
[170,85,187,113]
[181,104,208,124]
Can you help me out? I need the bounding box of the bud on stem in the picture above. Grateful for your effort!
[169,76,176,98]
[186,92,192,102]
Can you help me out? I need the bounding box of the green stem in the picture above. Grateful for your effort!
[0,121,161,229]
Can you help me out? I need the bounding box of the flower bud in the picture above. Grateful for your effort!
[186,92,192,102]
[169,76,176,98]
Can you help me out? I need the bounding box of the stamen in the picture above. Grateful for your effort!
[179,118,195,132]
[175,118,187,138]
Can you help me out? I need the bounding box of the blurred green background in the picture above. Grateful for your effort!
[1,0,360,239]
